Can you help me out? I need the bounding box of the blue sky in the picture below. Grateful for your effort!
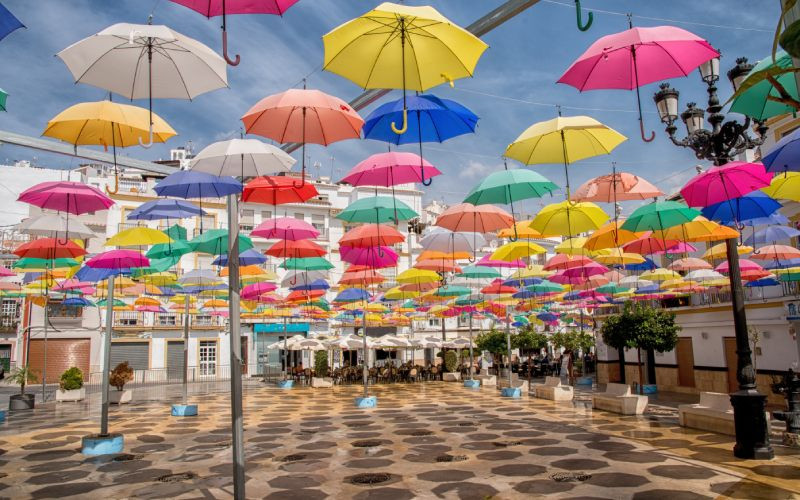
[0,0,778,215]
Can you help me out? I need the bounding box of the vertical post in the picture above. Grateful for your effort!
[41,295,48,402]
[226,194,246,499]
[362,312,369,398]
[100,275,114,437]
[468,312,474,380]
[505,305,512,388]
[782,0,800,104]
[183,294,189,405]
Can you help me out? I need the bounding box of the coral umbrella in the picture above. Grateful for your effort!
[14,239,86,260]
[265,239,326,259]
[414,259,461,273]
[242,88,363,188]
[572,170,662,202]
[584,221,641,250]
[623,236,679,255]
[481,280,518,295]
[750,244,800,262]
[251,216,319,241]
[340,269,385,286]
[340,224,405,248]
[715,259,763,274]
[558,24,718,141]
[544,254,594,271]
[680,162,773,208]
[669,258,712,272]
[435,203,514,233]
[242,175,319,205]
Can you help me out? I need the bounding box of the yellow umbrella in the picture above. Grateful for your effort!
[365,313,383,324]
[530,200,608,237]
[397,268,440,284]
[365,303,388,313]
[640,268,682,281]
[593,248,645,265]
[96,276,137,289]
[511,265,552,279]
[506,116,626,165]
[106,227,172,247]
[660,278,689,290]
[703,243,752,260]
[203,299,228,308]
[323,2,488,133]
[554,237,591,256]
[762,172,800,201]
[490,241,546,262]
[584,221,641,251]
[497,220,543,239]
[384,287,420,300]
[655,216,739,243]
[140,272,178,286]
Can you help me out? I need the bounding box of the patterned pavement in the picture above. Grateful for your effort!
[0,381,798,499]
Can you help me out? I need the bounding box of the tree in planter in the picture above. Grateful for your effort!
[443,350,457,373]
[476,328,507,375]
[109,362,134,391]
[314,351,329,378]
[600,302,680,393]
[513,326,548,384]
[9,365,38,396]
[551,329,594,382]
[59,367,84,391]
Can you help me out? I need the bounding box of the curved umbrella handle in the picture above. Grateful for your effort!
[640,119,655,142]
[509,223,519,243]
[391,108,408,135]
[222,30,240,67]
[575,0,593,31]
[138,123,154,148]
[292,164,306,189]
[420,163,433,186]
[105,171,119,195]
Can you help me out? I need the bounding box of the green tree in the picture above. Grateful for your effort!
[600,302,680,392]
[513,325,548,383]
[314,351,329,378]
[475,327,507,374]
[550,329,594,381]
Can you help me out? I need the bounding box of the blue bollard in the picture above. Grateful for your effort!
[171,404,198,416]
[501,387,522,398]
[276,380,294,389]
[576,377,594,386]
[354,396,377,408]
[463,380,481,389]
[81,433,124,455]
[0,410,6,423]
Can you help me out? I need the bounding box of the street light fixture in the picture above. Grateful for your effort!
[652,55,775,460]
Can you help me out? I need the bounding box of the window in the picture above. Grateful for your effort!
[428,317,440,327]
[241,209,254,219]
[156,313,177,326]
[195,314,213,326]
[294,213,305,221]
[47,301,82,318]
[312,214,326,238]
[199,340,217,376]
[261,210,272,220]
[116,311,139,326]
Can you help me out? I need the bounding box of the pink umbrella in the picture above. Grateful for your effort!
[680,162,773,208]
[18,181,113,215]
[654,242,697,255]
[560,262,609,278]
[340,245,398,268]
[544,254,593,271]
[86,250,149,269]
[715,259,763,273]
[669,257,712,272]
[549,272,586,285]
[435,203,514,233]
[340,152,442,187]
[558,25,718,142]
[241,282,278,299]
[476,254,525,269]
[53,279,93,291]
[0,266,14,277]
[136,305,167,313]
[251,216,320,241]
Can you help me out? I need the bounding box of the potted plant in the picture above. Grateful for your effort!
[109,361,134,404]
[311,351,332,387]
[56,367,85,402]
[442,350,460,381]
[8,365,38,410]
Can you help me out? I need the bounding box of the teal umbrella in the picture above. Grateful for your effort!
[595,282,630,294]
[464,168,558,205]
[189,228,253,255]
[279,257,334,271]
[131,255,182,277]
[527,280,564,293]
[336,196,418,223]
[13,257,79,269]
[164,223,188,241]
[729,50,799,121]
[0,89,8,112]
[455,293,484,306]
[96,298,126,307]
[456,265,501,279]
[147,240,191,259]
[433,285,471,297]
[621,201,700,232]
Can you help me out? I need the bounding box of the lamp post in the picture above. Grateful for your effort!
[652,54,774,460]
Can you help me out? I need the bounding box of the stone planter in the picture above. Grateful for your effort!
[9,393,34,411]
[56,388,86,402]
[311,377,333,388]
[171,404,198,417]
[354,396,377,408]
[109,389,132,405]
[277,380,294,389]
[463,379,480,389]
[443,372,461,382]
[82,433,124,455]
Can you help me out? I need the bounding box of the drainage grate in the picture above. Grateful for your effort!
[278,454,307,462]
[348,473,391,485]
[156,472,197,483]
[112,453,144,462]
[491,441,521,447]
[457,422,474,427]
[352,440,382,448]
[435,454,468,463]
[550,472,591,483]
[410,430,433,437]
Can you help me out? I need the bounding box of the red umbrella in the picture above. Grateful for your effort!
[242,175,318,205]
[544,254,593,271]
[481,279,518,295]
[265,239,326,259]
[623,236,679,255]
[339,224,405,248]
[286,289,326,302]
[340,269,385,286]
[14,238,86,260]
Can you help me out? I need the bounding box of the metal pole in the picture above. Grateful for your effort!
[41,294,48,403]
[226,194,245,499]
[100,275,114,437]
[362,312,369,398]
[283,317,288,379]
[183,294,189,405]
[505,305,512,388]
[468,313,474,380]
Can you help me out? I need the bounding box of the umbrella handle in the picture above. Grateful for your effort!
[574,0,593,31]
[420,163,433,186]
[138,123,154,148]
[639,120,655,142]
[222,30,240,66]
[105,172,119,195]
[391,109,408,135]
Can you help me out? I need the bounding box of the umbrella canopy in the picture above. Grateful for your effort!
[464,168,558,205]
[337,196,418,223]
[476,254,525,269]
[17,213,94,239]
[212,248,267,266]
[251,216,319,240]
[729,50,798,122]
[266,239,326,259]
[128,199,205,220]
[147,240,191,259]
[242,175,319,205]
[657,217,739,242]
[762,128,800,174]
[14,239,86,260]
[435,203,514,233]
[334,288,371,303]
[280,257,334,271]
[701,192,781,226]
[621,201,700,232]
[745,225,800,245]
[280,270,328,288]
[750,244,800,262]
[340,245,398,268]
[490,241,546,262]
[340,152,442,186]
[669,257,712,272]
[340,224,405,248]
[703,243,752,261]
[583,221,641,250]
[363,94,478,145]
[154,170,242,199]
[189,229,253,255]
[681,162,773,208]
[761,171,800,200]
[397,268,441,285]
[86,249,149,269]
[457,265,501,279]
[190,138,295,178]
[0,3,23,42]
[572,172,662,202]
[530,200,608,236]
[420,229,485,254]
[496,220,543,239]
[106,227,172,247]
[18,181,113,215]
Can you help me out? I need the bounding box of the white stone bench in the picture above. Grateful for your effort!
[497,377,529,393]
[678,392,736,435]
[474,374,496,387]
[532,376,574,401]
[311,377,333,388]
[443,372,461,382]
[592,383,647,415]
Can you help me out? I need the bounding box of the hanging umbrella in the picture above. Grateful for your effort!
[700,192,781,226]
[420,229,485,255]
[265,239,326,259]
[583,221,641,251]
[322,2,487,135]
[155,170,242,199]
[147,240,192,259]
[279,257,334,271]
[745,225,800,245]
[17,214,94,240]
[505,115,626,197]
[14,239,86,260]
[340,246,398,268]
[414,259,461,273]
[476,254,525,269]
[530,200,608,237]
[750,244,800,262]
[212,248,267,266]
[337,196,418,224]
[340,151,442,188]
[18,181,113,215]
[189,229,254,255]
[572,170,662,202]
[106,227,172,247]
[190,138,296,178]
[703,243,752,261]
[593,249,645,265]
[558,24,718,141]
[340,269,385,286]
[656,217,739,243]
[497,220,543,240]
[0,3,23,42]
[128,199,206,220]
[58,22,227,147]
[761,171,800,200]
[435,203,514,233]
[340,224,405,248]
[623,236,679,255]
[490,241,546,262]
[168,0,299,66]
[729,50,799,123]
[242,88,363,187]
[251,216,319,240]
[621,201,700,232]
[680,162,773,208]
[280,270,328,288]
[86,249,149,269]
[669,257,712,272]
[242,175,319,204]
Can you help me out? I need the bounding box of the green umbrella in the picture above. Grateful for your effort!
[164,224,188,241]
[131,255,182,277]
[0,89,8,112]
[433,285,471,297]
[779,270,800,282]
[189,229,253,255]
[729,50,799,121]
[147,240,191,259]
[527,280,564,293]
[455,294,484,306]
[621,201,700,232]
[595,283,630,294]
[96,298,126,307]
[13,257,79,270]
[279,257,334,271]
[456,265,501,279]
[464,168,558,205]
[336,196,418,223]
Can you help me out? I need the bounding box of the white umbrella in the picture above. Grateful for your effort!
[190,138,296,179]
[686,269,725,282]
[58,22,227,147]
[420,229,486,254]
[18,214,95,239]
[445,337,472,349]
[179,269,224,286]
[288,338,328,351]
[374,334,412,348]
[327,334,374,350]
[619,276,654,288]
[415,336,443,348]
[281,270,329,288]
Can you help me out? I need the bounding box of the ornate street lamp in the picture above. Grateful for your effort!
[652,55,775,460]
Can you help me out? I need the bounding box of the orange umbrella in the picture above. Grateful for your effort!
[14,238,86,260]
[572,171,662,202]
[435,203,514,233]
[418,250,470,261]
[623,236,679,255]
[750,244,800,261]
[265,239,326,258]
[339,224,405,248]
[339,269,385,285]
[583,221,641,250]
[414,259,462,273]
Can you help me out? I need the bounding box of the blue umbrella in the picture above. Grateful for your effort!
[625,257,656,271]
[74,265,129,283]
[0,3,23,42]
[503,277,541,287]
[562,291,582,301]
[536,312,558,322]
[64,297,94,307]
[363,94,478,145]
[745,225,800,245]
[740,213,789,226]
[701,192,781,225]
[154,171,242,199]
[212,248,267,266]
[512,290,537,299]
[746,278,781,287]
[334,288,370,303]
[128,199,206,220]
[290,279,330,291]
[762,127,800,173]
[636,284,661,294]
[762,257,800,270]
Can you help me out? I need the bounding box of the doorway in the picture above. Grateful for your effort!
[724,337,738,393]
[676,337,695,388]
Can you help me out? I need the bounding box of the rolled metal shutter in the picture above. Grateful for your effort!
[110,341,149,371]
[166,341,185,380]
